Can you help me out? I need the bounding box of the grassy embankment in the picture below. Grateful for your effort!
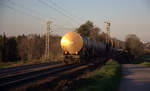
[131,53,150,67]
[141,62,150,67]
[139,54,150,67]
[72,59,121,91]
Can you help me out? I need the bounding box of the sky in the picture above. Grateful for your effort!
[0,0,150,41]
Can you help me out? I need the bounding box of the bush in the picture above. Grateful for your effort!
[125,34,144,59]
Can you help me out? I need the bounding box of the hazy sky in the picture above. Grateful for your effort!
[0,0,150,41]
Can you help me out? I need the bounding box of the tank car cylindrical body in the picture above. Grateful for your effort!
[79,36,106,59]
[60,32,106,63]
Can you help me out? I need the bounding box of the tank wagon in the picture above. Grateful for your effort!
[60,32,111,64]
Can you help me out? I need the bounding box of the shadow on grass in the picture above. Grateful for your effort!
[131,53,150,64]
[70,59,121,91]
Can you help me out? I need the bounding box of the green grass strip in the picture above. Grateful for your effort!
[74,59,121,91]
[141,62,150,67]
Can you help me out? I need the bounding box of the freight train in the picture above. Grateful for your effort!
[60,32,115,64]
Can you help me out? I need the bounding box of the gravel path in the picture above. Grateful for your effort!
[119,64,150,91]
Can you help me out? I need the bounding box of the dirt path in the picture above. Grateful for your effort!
[119,64,150,91]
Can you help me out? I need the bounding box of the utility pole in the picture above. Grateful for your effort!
[44,20,50,61]
[111,39,114,47]
[104,20,111,45]
[27,35,33,60]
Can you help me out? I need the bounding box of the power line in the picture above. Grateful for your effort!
[51,25,76,30]
[0,1,77,32]
[7,0,80,29]
[7,0,57,21]
[48,0,85,22]
[0,2,44,21]
[38,0,80,25]
[1,1,62,28]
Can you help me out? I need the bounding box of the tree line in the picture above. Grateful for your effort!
[0,33,62,63]
[0,21,144,63]
[76,21,144,60]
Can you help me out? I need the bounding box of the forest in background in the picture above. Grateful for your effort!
[0,21,145,64]
[0,34,62,63]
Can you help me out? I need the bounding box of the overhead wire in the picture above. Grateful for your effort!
[48,0,85,22]
[0,0,78,33]
[51,24,76,30]
[0,1,50,35]
[7,0,58,22]
[0,2,43,21]
[38,0,80,26]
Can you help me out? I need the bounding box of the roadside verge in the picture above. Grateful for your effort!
[71,59,121,91]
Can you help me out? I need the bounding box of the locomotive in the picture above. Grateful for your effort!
[60,32,113,64]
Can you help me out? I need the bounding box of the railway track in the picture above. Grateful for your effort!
[0,62,61,77]
[0,61,101,91]
[0,62,68,89]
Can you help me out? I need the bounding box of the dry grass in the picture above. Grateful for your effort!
[0,59,44,68]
